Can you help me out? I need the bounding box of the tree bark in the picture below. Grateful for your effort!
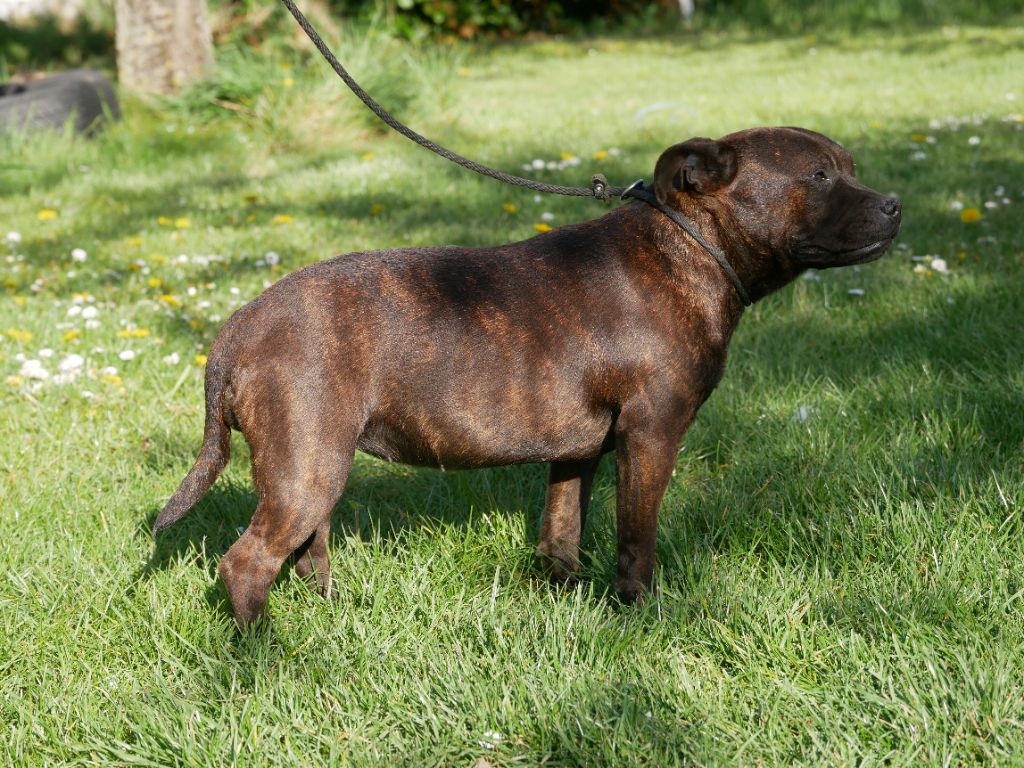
[115,0,215,95]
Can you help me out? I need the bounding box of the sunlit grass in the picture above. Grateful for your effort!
[1,21,1023,766]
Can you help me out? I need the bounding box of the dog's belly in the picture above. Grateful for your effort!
[355,395,613,469]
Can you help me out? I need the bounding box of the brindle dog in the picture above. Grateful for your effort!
[155,127,901,626]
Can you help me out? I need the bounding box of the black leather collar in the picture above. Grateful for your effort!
[623,182,752,307]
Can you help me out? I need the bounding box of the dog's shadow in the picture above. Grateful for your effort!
[134,455,590,620]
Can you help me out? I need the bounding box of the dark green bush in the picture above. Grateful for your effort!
[322,0,1019,37]
[324,0,664,38]
[695,0,1020,33]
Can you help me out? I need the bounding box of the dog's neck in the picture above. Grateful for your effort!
[643,193,806,304]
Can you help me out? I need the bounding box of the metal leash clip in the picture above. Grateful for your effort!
[620,179,645,199]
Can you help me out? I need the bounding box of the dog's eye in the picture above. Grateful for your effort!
[812,170,830,182]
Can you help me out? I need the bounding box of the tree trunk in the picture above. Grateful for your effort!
[115,0,214,95]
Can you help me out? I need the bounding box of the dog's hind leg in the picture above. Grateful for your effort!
[219,434,354,627]
[293,519,333,598]
[535,457,600,583]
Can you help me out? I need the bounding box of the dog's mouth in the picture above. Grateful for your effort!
[840,237,894,263]
[795,235,895,267]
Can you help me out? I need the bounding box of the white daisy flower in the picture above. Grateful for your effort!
[478,731,502,750]
[60,354,85,372]
[70,248,87,262]
[118,350,136,361]
[19,360,49,380]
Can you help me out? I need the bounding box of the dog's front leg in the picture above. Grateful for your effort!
[613,406,692,604]
[536,457,600,583]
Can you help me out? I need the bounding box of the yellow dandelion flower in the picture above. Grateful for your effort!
[160,294,181,307]
[195,354,208,366]
[72,292,92,302]
[868,120,883,129]
[502,202,519,214]
[911,133,927,142]
[360,152,375,162]
[5,328,32,342]
[960,208,981,223]
[13,296,26,306]
[559,152,576,161]
[243,193,263,204]
[5,375,24,387]
[370,203,385,217]
[457,67,471,77]
[147,277,163,289]
[174,217,190,229]
[272,214,295,225]
[151,254,168,265]
[127,236,143,247]
[533,223,553,233]
[101,372,122,386]
[63,329,81,342]
[593,150,608,161]
[283,77,295,88]
[157,216,173,226]
[117,328,151,339]
[37,209,58,220]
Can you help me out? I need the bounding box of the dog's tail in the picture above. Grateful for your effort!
[153,359,232,535]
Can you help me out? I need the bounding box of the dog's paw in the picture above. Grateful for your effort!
[534,542,581,584]
[614,577,649,606]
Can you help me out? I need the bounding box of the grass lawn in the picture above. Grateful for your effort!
[2,18,1024,766]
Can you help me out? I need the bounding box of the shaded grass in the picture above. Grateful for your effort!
[1,21,1023,767]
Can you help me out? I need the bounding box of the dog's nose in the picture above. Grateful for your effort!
[881,197,901,217]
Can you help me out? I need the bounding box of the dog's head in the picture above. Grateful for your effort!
[653,127,901,270]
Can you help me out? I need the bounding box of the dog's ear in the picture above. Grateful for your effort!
[654,138,737,204]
